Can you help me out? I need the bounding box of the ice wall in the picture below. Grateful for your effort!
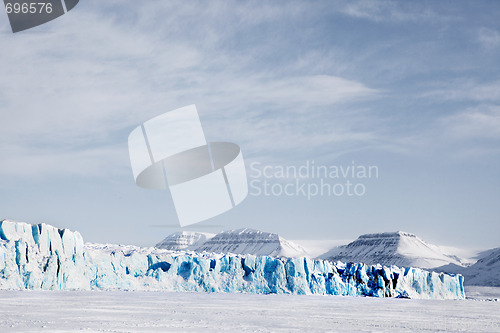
[0,220,88,290]
[0,220,465,299]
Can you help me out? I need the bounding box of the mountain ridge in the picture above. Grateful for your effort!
[193,228,308,258]
[155,231,215,251]
[434,247,500,287]
[318,230,468,269]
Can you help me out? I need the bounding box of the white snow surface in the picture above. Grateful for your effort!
[319,231,469,269]
[0,289,498,333]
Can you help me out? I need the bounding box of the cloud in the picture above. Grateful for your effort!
[188,74,378,111]
[422,80,500,103]
[440,105,500,141]
[334,0,451,23]
[477,27,500,49]
[0,1,381,178]
[0,143,128,179]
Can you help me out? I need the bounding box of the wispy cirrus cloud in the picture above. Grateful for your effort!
[0,0,498,178]
[334,0,456,23]
[477,27,500,49]
[440,105,500,141]
[0,143,128,179]
[422,80,500,103]
[0,0,381,178]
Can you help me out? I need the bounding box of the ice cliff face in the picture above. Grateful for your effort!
[0,220,87,290]
[0,220,465,299]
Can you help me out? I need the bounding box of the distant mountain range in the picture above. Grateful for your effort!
[315,231,499,286]
[434,248,500,287]
[155,231,215,251]
[155,229,499,287]
[318,231,468,269]
[156,228,307,258]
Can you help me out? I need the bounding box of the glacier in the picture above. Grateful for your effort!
[0,220,465,299]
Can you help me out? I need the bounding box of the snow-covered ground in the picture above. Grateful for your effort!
[0,289,498,333]
[465,286,500,301]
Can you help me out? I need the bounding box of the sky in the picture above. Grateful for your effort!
[1,0,499,249]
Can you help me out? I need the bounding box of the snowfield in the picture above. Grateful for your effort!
[0,288,498,333]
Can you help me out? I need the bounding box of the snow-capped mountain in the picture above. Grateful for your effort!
[319,231,467,269]
[435,248,500,287]
[461,248,500,286]
[155,231,215,251]
[194,228,308,258]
